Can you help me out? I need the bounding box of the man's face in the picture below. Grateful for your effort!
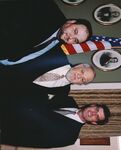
[59,21,89,44]
[66,64,95,84]
[82,105,105,125]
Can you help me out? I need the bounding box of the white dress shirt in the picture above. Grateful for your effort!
[33,65,71,87]
[55,107,85,124]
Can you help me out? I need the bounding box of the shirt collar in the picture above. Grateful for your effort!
[60,107,85,124]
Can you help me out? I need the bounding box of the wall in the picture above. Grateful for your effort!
[54,0,121,83]
[54,0,121,37]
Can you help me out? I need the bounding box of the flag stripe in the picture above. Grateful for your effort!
[101,41,111,49]
[64,44,77,54]
[80,43,91,52]
[86,41,98,50]
[72,44,84,53]
[93,41,105,50]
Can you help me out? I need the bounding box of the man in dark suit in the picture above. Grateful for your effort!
[1,43,95,96]
[1,92,110,148]
[0,0,66,59]
[0,0,92,61]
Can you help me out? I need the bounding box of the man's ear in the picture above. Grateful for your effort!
[63,20,77,28]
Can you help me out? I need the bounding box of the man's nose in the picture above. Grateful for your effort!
[68,32,75,38]
[78,72,84,77]
[77,73,82,80]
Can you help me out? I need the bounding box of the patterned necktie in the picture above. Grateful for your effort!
[35,73,65,81]
[55,109,76,116]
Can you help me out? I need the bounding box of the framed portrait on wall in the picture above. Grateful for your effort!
[93,4,121,25]
[92,49,121,71]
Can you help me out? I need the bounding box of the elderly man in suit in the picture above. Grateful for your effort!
[1,43,95,97]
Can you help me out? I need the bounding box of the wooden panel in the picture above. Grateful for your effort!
[80,137,110,145]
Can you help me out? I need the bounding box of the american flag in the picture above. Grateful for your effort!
[61,35,121,55]
[90,35,121,47]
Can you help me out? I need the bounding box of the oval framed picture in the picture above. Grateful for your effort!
[92,49,121,71]
[93,4,121,25]
[61,0,85,6]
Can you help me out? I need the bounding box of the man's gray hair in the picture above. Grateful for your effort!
[83,63,91,67]
[83,63,96,82]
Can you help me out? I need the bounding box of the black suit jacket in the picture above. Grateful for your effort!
[1,44,71,95]
[1,93,83,148]
[0,0,66,60]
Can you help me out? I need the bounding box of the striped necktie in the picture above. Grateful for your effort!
[55,109,76,116]
[35,73,65,81]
